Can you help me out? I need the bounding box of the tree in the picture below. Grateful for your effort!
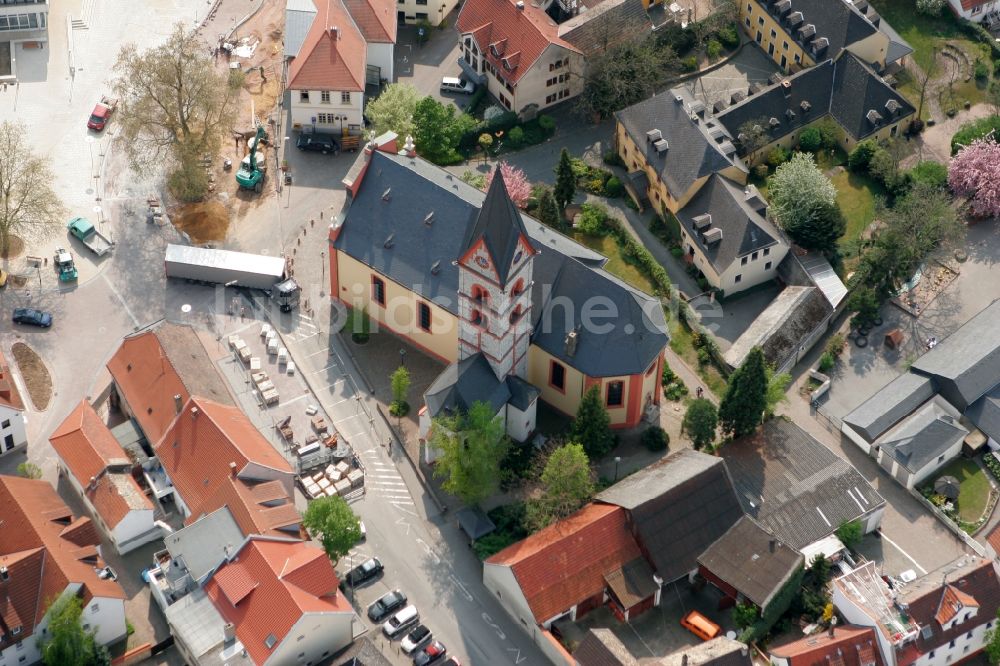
[949,136,1000,218]
[984,610,1000,664]
[302,496,362,563]
[390,365,411,417]
[835,519,863,549]
[17,462,42,479]
[736,117,771,162]
[478,133,493,161]
[113,23,242,200]
[0,121,65,255]
[798,127,823,152]
[579,36,678,120]
[732,602,759,630]
[950,115,1000,154]
[847,285,882,324]
[431,401,508,505]
[848,139,879,171]
[526,443,595,531]
[718,347,768,438]
[764,367,792,419]
[683,398,718,450]
[868,147,901,191]
[554,148,576,211]
[365,83,421,137]
[916,0,946,15]
[412,96,476,165]
[485,162,532,209]
[536,187,562,230]
[767,153,843,253]
[40,594,111,666]
[572,386,616,458]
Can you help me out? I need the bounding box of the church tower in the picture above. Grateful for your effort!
[457,173,536,380]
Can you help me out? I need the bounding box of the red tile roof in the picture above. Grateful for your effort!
[204,538,352,665]
[50,400,131,487]
[287,0,366,92]
[486,503,641,623]
[935,584,980,626]
[456,0,580,85]
[770,625,885,666]
[0,476,124,650]
[190,475,302,538]
[986,522,1000,557]
[88,473,153,530]
[343,0,397,44]
[155,396,293,528]
[961,0,990,11]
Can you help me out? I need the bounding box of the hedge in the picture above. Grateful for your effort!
[580,204,672,296]
[459,112,556,153]
[738,565,805,644]
[984,452,1000,481]
[959,19,1000,60]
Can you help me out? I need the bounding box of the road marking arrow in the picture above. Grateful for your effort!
[481,612,507,641]
[395,516,411,535]
[507,648,526,664]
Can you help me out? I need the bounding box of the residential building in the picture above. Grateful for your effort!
[332,139,668,435]
[697,516,804,616]
[738,0,911,73]
[575,630,753,666]
[843,299,1000,487]
[0,349,26,457]
[716,52,916,162]
[484,503,656,630]
[832,556,1000,666]
[595,449,745,584]
[0,475,127,666]
[455,0,652,112]
[722,419,886,549]
[49,400,160,554]
[284,0,396,136]
[946,0,1000,24]
[149,527,353,666]
[0,1,48,42]
[770,625,886,666]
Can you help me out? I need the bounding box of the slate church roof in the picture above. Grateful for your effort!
[460,172,533,284]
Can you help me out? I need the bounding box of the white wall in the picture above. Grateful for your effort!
[483,562,536,631]
[267,611,353,666]
[506,399,537,443]
[842,423,873,455]
[239,463,295,495]
[0,406,26,455]
[717,242,788,296]
[289,91,364,134]
[863,506,885,535]
[831,583,896,666]
[112,508,159,554]
[368,43,394,83]
[911,620,994,666]
[82,596,127,649]
[947,0,999,21]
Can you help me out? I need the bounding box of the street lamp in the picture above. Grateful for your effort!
[614,456,621,482]
[399,348,406,368]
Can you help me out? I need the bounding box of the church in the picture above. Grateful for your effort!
[328,135,669,444]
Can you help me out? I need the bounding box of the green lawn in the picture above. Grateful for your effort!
[667,319,729,398]
[830,169,885,254]
[933,458,991,524]
[573,233,658,295]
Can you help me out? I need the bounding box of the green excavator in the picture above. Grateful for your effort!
[236,124,268,193]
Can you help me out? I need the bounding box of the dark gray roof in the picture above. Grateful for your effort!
[721,419,885,549]
[830,53,916,141]
[596,450,744,582]
[966,386,1000,443]
[724,286,831,372]
[765,0,878,60]
[165,507,244,584]
[604,557,658,609]
[675,174,781,274]
[843,373,937,443]
[506,375,540,411]
[875,396,967,473]
[456,506,496,540]
[911,299,1000,407]
[650,637,753,666]
[461,171,532,284]
[697,516,804,610]
[284,0,317,59]
[335,151,667,376]
[615,88,745,199]
[575,629,637,666]
[424,354,511,418]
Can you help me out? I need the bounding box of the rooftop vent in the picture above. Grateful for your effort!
[781,79,792,96]
[800,100,812,113]
[565,329,579,357]
[174,394,183,414]
[384,233,395,248]
[382,188,391,201]
[885,99,901,114]
[689,113,700,124]
[653,139,669,154]
[693,213,712,229]
[431,260,441,275]
[703,227,723,244]
[191,406,200,418]
[646,128,662,143]
[424,211,434,226]
[785,108,796,120]
[674,93,685,104]
[866,109,883,125]
[812,37,829,55]
[516,0,524,7]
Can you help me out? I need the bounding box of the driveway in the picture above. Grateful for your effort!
[393,21,467,107]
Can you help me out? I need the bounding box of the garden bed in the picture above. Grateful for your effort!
[921,457,996,532]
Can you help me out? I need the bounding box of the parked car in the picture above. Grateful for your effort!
[681,610,721,641]
[296,134,338,154]
[367,590,407,622]
[440,77,475,94]
[413,641,447,666]
[441,659,462,666]
[359,520,367,541]
[341,557,383,588]
[12,308,52,328]
[401,625,432,654]
[383,605,420,638]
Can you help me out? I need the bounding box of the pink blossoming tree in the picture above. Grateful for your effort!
[949,136,1000,218]
[485,162,532,209]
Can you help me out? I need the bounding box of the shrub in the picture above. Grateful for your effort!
[950,115,1000,154]
[753,163,770,179]
[658,23,696,54]
[825,333,845,357]
[483,105,505,122]
[682,55,698,72]
[604,176,624,197]
[521,121,544,145]
[717,24,740,49]
[473,532,518,560]
[848,139,879,171]
[706,39,723,60]
[664,381,689,401]
[975,59,990,81]
[916,0,946,14]
[670,246,684,258]
[818,352,835,373]
[767,146,790,167]
[641,426,669,452]
[507,126,524,147]
[538,114,556,134]
[799,127,823,153]
[814,118,842,149]
[697,347,712,366]
[603,150,625,167]
[577,203,611,235]
[983,452,1000,480]
[467,86,487,115]
[906,160,948,190]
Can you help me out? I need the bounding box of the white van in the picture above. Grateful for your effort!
[440,77,475,94]
[383,605,419,638]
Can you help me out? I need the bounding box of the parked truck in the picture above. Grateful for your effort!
[67,217,114,256]
[164,244,300,311]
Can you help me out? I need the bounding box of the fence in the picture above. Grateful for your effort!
[909,488,987,557]
[813,407,843,435]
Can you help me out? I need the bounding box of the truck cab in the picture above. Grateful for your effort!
[54,248,78,282]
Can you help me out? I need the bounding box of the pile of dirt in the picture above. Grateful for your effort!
[172,200,230,243]
[11,342,51,411]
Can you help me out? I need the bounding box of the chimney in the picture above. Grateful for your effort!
[781,79,791,97]
[328,26,339,39]
[229,462,237,478]
[173,394,183,414]
[682,655,689,666]
[769,539,776,553]
[565,329,579,357]
[516,0,524,7]
[0,565,8,581]
[223,622,236,644]
[191,406,200,419]
[403,134,416,158]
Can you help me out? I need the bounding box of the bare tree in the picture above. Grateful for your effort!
[113,23,243,198]
[0,121,65,255]
[736,117,771,162]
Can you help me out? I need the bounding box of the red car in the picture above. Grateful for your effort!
[413,641,447,666]
[87,97,117,131]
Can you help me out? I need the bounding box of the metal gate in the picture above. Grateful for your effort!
[366,65,381,87]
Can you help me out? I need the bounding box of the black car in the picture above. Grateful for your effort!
[12,308,52,327]
[341,557,383,588]
[413,641,447,666]
[296,134,338,154]
[367,589,407,622]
